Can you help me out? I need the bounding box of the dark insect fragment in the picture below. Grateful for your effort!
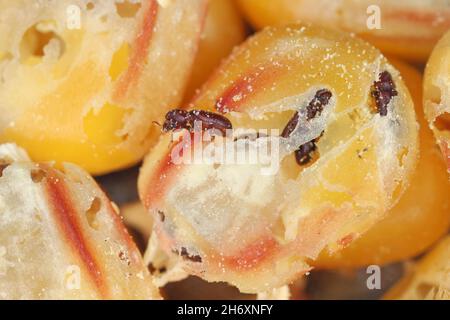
[282,89,332,137]
[371,71,398,116]
[180,247,202,263]
[281,112,299,138]
[306,89,333,120]
[163,109,232,135]
[295,140,318,165]
[157,210,165,222]
[281,89,331,166]
[172,247,202,263]
[0,163,9,177]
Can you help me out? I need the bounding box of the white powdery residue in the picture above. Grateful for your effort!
[232,93,242,102]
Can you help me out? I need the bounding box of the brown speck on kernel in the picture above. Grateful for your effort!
[157,210,165,222]
[357,147,369,159]
[0,163,9,177]
[371,71,398,116]
[173,247,202,263]
[118,251,131,265]
[31,168,47,183]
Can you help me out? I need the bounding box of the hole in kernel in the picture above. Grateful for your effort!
[31,168,47,183]
[416,282,438,299]
[434,112,450,132]
[427,84,442,105]
[115,1,142,18]
[86,197,102,230]
[396,147,409,167]
[0,163,10,178]
[20,22,65,64]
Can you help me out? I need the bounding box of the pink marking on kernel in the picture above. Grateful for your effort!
[338,233,355,248]
[114,0,158,100]
[385,9,450,27]
[44,168,108,298]
[440,140,450,171]
[214,64,283,113]
[143,135,192,210]
[222,237,279,271]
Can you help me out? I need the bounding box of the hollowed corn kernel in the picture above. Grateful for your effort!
[0,144,160,299]
[0,0,207,175]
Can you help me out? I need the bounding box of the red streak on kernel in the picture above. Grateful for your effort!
[440,140,450,171]
[44,168,108,298]
[338,234,355,248]
[214,64,284,113]
[114,0,158,100]
[385,9,450,27]
[144,144,181,210]
[223,237,278,271]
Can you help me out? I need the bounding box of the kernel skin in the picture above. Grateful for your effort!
[139,25,419,293]
[384,236,450,300]
[183,0,247,102]
[424,30,450,175]
[314,58,450,268]
[0,144,160,299]
[0,0,207,175]
[235,0,450,62]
